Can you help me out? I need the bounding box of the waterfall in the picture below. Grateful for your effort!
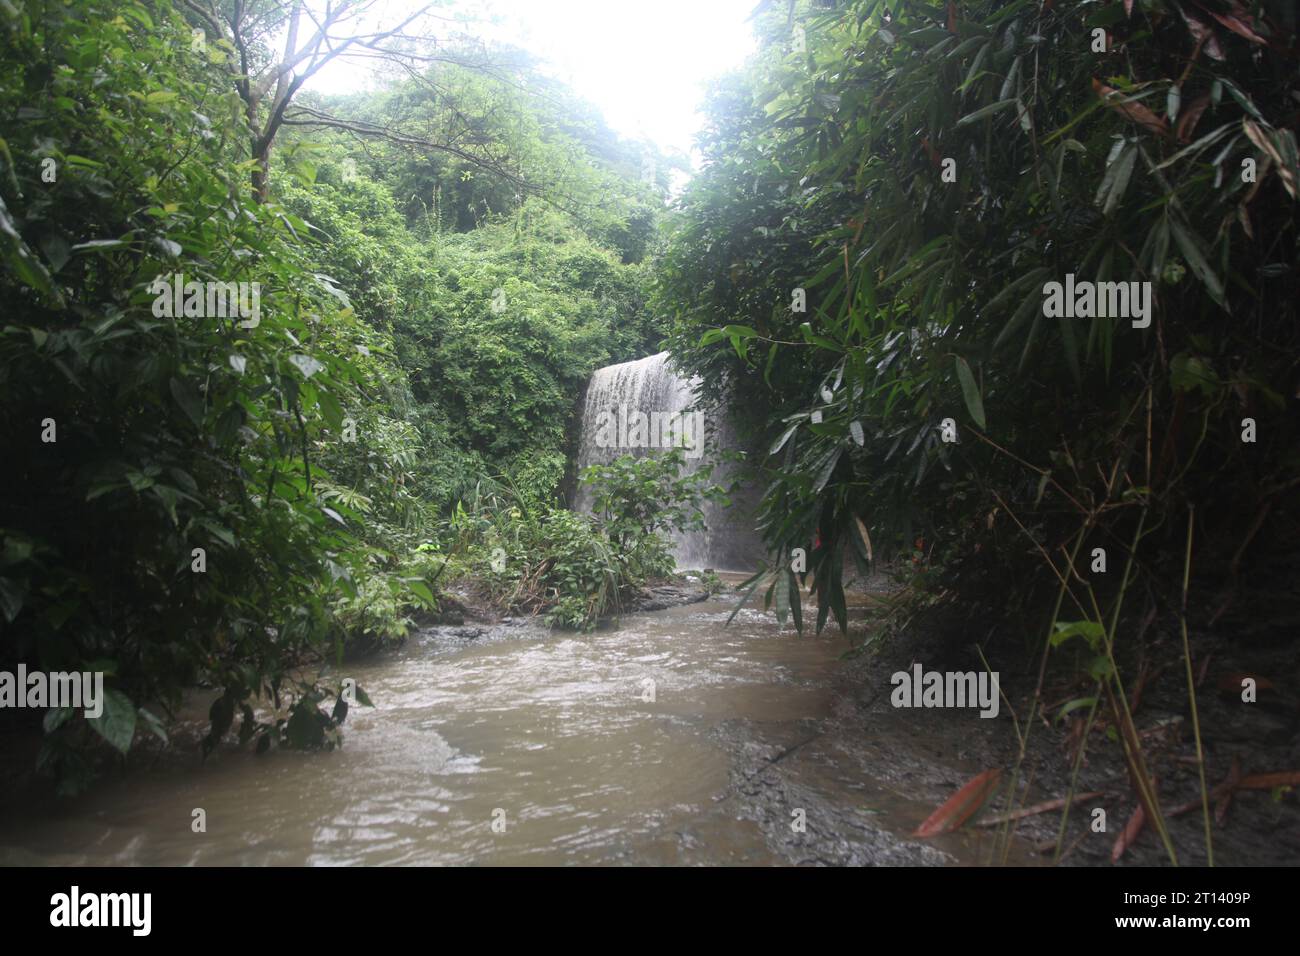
[571,352,763,573]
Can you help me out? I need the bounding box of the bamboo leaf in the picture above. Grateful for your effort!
[913,769,1003,837]
[954,356,986,429]
[956,98,1017,127]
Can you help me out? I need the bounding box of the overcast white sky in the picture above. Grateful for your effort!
[306,0,759,164]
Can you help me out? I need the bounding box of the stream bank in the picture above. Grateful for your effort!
[782,597,1300,867]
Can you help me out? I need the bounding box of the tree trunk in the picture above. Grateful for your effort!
[251,142,270,204]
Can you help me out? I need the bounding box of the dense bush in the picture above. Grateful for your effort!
[537,510,621,630]
[0,1,406,790]
[444,452,718,630]
[582,449,729,581]
[657,0,1298,636]
[0,0,662,792]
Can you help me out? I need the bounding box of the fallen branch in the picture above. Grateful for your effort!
[975,791,1104,827]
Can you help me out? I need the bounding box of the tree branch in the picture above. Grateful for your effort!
[280,105,536,192]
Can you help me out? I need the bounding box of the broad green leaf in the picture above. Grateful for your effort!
[89,689,137,754]
[407,580,435,605]
[169,377,204,426]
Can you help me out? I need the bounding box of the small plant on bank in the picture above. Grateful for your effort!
[581,448,728,583]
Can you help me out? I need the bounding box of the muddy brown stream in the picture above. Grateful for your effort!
[0,593,997,866]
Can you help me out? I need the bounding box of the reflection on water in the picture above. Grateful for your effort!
[0,596,981,866]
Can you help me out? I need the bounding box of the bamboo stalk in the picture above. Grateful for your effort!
[1178,506,1213,865]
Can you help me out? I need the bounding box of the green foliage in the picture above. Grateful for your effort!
[0,0,677,794]
[657,0,1299,635]
[439,452,719,631]
[0,0,393,789]
[692,568,726,595]
[276,140,660,508]
[582,449,726,582]
[394,201,656,463]
[327,551,441,649]
[330,54,672,256]
[432,475,617,631]
[537,510,620,631]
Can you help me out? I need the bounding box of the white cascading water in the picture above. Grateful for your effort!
[571,352,762,572]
